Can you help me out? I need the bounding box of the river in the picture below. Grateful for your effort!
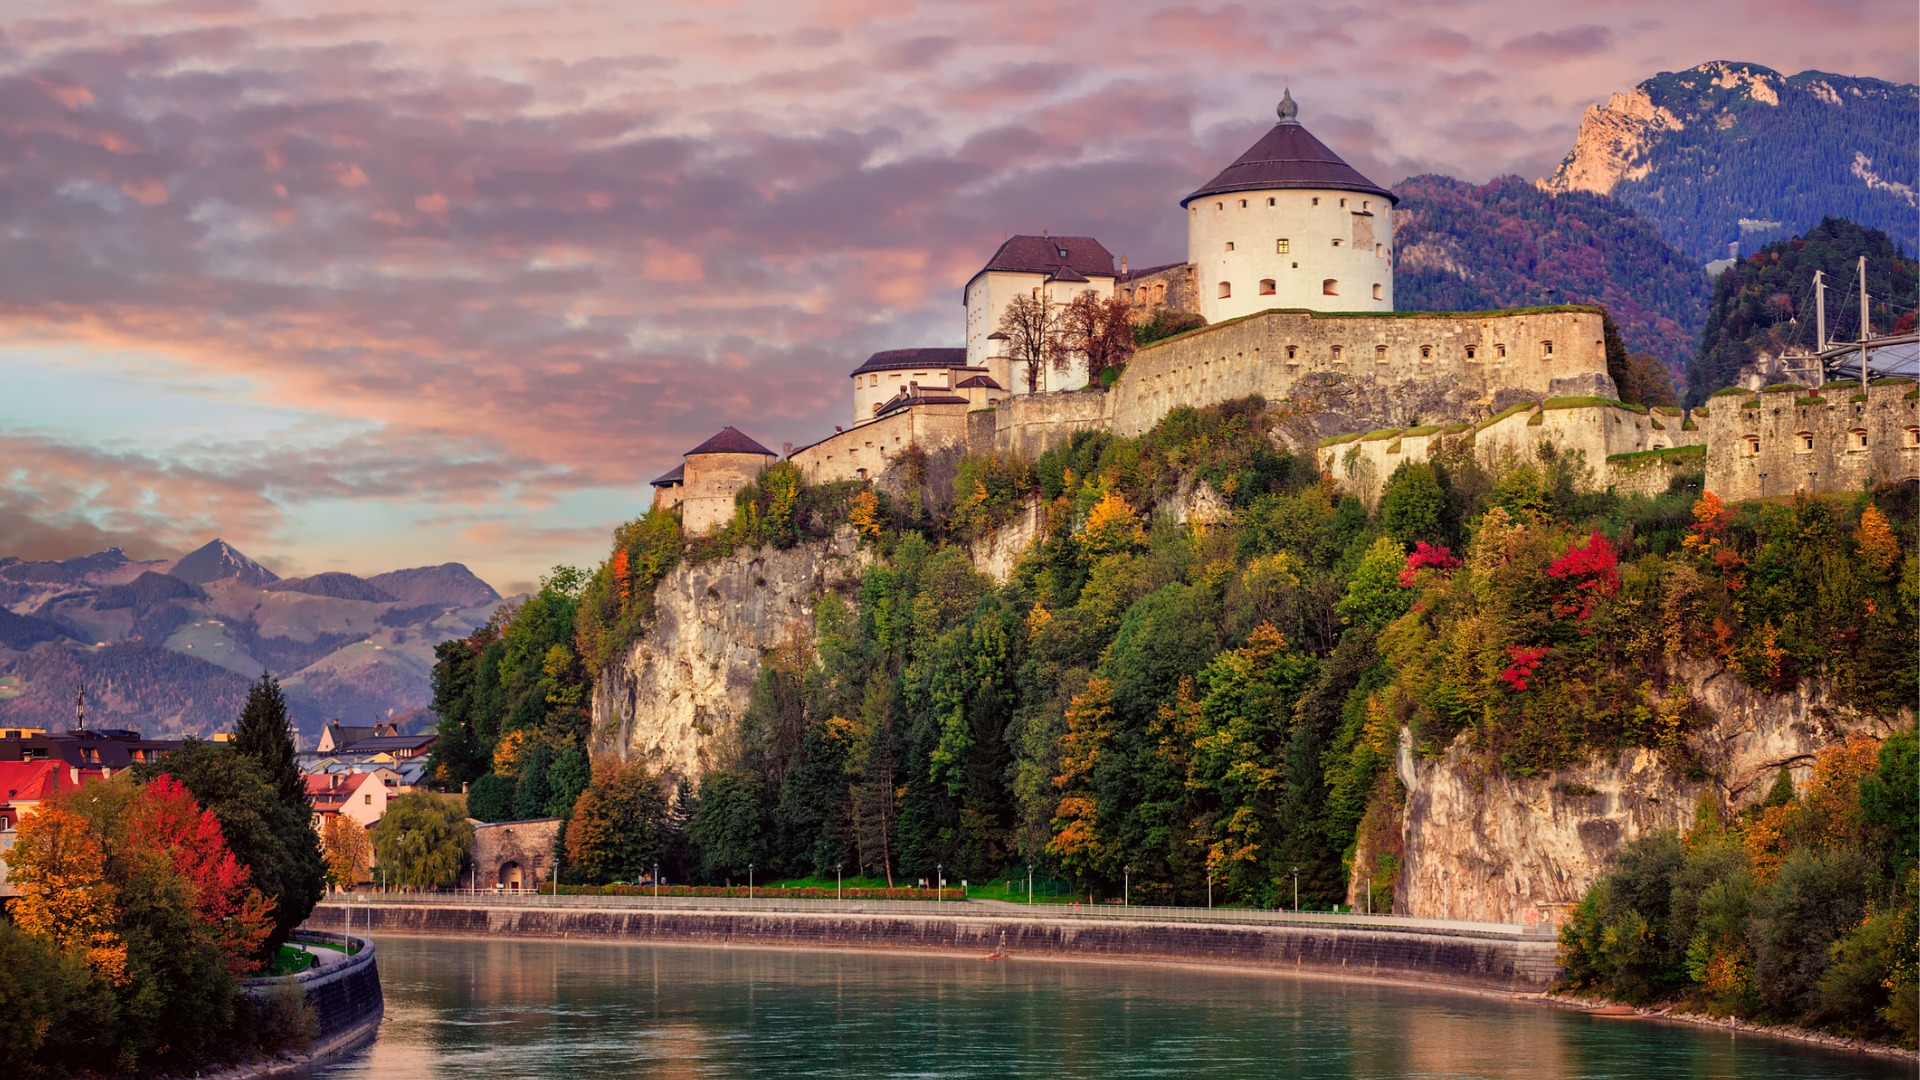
[297,935,1904,1079]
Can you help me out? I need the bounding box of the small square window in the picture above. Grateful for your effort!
[1267,197,1275,206]
[1224,241,1235,252]
[1311,197,1319,206]
[1276,239,1290,254]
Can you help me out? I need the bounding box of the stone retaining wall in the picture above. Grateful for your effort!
[303,903,1560,993]
[242,931,383,1057]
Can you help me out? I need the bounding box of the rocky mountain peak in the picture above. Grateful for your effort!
[167,538,280,588]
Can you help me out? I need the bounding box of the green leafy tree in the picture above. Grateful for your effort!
[1334,536,1409,631]
[545,746,591,818]
[372,793,473,889]
[1377,461,1448,548]
[466,773,515,823]
[690,769,771,882]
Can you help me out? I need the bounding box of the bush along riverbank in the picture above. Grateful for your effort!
[1557,729,1918,1051]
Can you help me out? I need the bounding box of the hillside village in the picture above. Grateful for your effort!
[648,91,1920,531]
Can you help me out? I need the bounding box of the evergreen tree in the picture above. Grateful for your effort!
[226,675,324,948]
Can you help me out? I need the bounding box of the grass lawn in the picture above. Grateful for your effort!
[270,945,317,976]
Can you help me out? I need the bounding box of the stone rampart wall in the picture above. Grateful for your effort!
[992,389,1113,459]
[682,451,774,534]
[1109,308,1615,439]
[302,902,1561,993]
[1320,400,1709,508]
[1702,381,1920,501]
[791,404,973,485]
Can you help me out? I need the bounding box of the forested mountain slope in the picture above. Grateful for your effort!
[1542,62,1918,263]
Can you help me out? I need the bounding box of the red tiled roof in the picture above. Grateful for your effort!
[685,426,777,457]
[0,759,103,805]
[1183,98,1396,207]
[851,348,970,377]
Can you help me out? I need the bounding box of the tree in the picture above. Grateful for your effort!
[545,746,591,818]
[689,769,771,882]
[0,921,110,1078]
[6,800,128,986]
[320,814,373,891]
[372,794,473,889]
[230,675,326,943]
[465,772,516,822]
[997,292,1063,393]
[127,775,274,975]
[564,757,669,883]
[1335,536,1410,631]
[1059,292,1136,385]
[132,740,320,955]
[1377,461,1448,548]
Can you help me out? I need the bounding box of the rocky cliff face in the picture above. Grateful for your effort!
[1392,658,1906,926]
[592,529,870,781]
[1541,86,1683,197]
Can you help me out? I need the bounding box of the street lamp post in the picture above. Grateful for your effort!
[936,863,943,903]
[1207,869,1213,910]
[1026,864,1032,905]
[654,862,660,900]
[1123,865,1130,908]
[748,863,754,900]
[836,862,843,901]
[1291,867,1299,913]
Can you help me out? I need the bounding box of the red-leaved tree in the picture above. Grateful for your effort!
[1398,542,1462,587]
[127,775,275,974]
[1547,531,1621,620]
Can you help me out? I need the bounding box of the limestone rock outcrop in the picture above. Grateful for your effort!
[1393,659,1906,926]
[1540,87,1683,197]
[592,529,870,782]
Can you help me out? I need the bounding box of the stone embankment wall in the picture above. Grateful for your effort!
[241,931,383,1058]
[992,389,1111,459]
[1393,659,1910,925]
[1701,381,1919,501]
[303,903,1560,993]
[594,529,870,781]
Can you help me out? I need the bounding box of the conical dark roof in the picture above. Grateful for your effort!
[650,462,685,487]
[685,426,776,457]
[1182,95,1396,208]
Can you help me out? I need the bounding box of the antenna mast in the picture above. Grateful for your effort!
[1858,255,1870,390]
[74,684,87,734]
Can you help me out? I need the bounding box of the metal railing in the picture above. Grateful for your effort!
[317,890,1551,939]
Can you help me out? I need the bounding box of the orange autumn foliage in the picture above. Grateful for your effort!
[6,801,130,985]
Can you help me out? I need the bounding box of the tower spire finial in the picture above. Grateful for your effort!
[1277,87,1298,124]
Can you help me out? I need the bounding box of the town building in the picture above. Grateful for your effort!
[316,719,399,753]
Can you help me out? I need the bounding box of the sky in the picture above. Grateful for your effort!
[1,0,1914,593]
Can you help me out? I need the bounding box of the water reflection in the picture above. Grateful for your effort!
[299,935,1906,1079]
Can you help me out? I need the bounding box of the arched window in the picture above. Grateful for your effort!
[1375,345,1389,362]
[1259,279,1276,295]
[1372,283,1384,300]
[1419,345,1432,360]
[1218,281,1231,299]
[1330,345,1344,361]
[1276,238,1290,254]
[1849,429,1869,450]
[1495,343,1507,359]
[1239,199,1248,208]
[1795,431,1815,453]
[1742,435,1761,456]
[1465,345,1479,361]
[1906,426,1920,446]
[1285,345,1298,360]
[1322,278,1339,296]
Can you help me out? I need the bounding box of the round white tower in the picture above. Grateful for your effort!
[1183,90,1396,324]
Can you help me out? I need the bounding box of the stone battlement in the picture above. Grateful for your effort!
[1702,381,1920,501]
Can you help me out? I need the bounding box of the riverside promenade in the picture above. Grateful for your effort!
[306,893,1562,993]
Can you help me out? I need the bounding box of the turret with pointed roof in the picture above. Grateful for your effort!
[1185,90,1395,322]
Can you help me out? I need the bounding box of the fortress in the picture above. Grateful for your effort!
[651,92,1918,526]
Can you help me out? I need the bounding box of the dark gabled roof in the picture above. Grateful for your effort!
[1049,266,1089,283]
[967,235,1116,295]
[1182,93,1396,207]
[1117,261,1187,283]
[650,463,684,487]
[954,375,1003,390]
[875,393,969,419]
[685,426,777,457]
[986,331,1009,340]
[851,347,970,377]
[338,734,437,753]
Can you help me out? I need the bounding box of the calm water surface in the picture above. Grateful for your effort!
[299,934,1906,1079]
